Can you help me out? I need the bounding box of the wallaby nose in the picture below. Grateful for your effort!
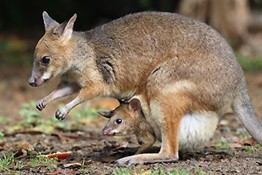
[28,77,37,87]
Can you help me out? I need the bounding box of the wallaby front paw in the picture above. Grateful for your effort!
[36,99,47,111]
[55,108,68,120]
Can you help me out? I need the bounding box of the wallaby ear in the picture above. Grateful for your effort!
[42,11,59,31]
[53,13,77,44]
[128,98,141,112]
[98,110,114,118]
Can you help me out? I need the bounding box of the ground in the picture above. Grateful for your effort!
[0,36,262,174]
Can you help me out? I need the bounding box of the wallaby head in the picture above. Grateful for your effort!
[99,99,143,136]
[28,11,77,87]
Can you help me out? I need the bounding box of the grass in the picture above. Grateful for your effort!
[0,154,14,172]
[17,101,77,132]
[28,156,58,168]
[113,167,206,175]
[237,54,262,72]
[0,131,4,139]
[0,101,102,136]
[0,116,9,125]
[19,101,41,127]
[0,153,58,173]
[14,160,25,170]
[243,145,256,153]
[216,140,231,150]
[72,107,99,119]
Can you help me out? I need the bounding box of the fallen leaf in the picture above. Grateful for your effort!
[63,162,82,169]
[241,137,257,145]
[47,151,72,159]
[228,143,242,148]
[17,140,34,150]
[0,141,5,151]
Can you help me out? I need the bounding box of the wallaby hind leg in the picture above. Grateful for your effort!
[233,88,262,144]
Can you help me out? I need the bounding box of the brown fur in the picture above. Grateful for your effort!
[101,99,156,154]
[29,11,262,165]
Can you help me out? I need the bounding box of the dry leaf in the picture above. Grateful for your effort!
[63,162,82,169]
[228,143,242,148]
[47,151,72,159]
[241,137,257,145]
[18,140,34,150]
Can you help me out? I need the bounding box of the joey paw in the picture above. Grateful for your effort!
[36,99,46,111]
[55,109,68,120]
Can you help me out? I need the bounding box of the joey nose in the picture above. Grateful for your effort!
[28,77,37,87]
[103,127,112,135]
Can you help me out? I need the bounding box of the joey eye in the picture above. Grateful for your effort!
[42,56,51,64]
[115,119,122,125]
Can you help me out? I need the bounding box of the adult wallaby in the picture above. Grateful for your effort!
[29,11,262,165]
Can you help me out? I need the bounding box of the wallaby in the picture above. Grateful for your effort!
[29,11,262,165]
[99,99,156,155]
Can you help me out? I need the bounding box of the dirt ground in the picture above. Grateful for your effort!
[0,62,261,175]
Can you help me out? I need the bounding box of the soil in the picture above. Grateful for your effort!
[0,65,261,175]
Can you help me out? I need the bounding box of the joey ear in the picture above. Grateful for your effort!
[53,13,77,44]
[128,98,141,112]
[98,110,114,118]
[42,11,59,31]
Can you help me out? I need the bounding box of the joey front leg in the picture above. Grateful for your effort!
[36,82,80,111]
[55,86,102,120]
[135,132,156,154]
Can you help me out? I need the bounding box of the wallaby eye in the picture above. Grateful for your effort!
[42,56,51,64]
[115,119,122,125]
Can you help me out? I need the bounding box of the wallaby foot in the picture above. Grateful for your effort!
[55,107,69,120]
[36,99,47,111]
[116,153,178,165]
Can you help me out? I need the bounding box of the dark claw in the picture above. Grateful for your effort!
[55,110,66,120]
[36,101,45,111]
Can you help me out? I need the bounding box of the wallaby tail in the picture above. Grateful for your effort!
[232,90,262,145]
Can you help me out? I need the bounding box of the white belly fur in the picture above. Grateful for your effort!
[178,111,218,150]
